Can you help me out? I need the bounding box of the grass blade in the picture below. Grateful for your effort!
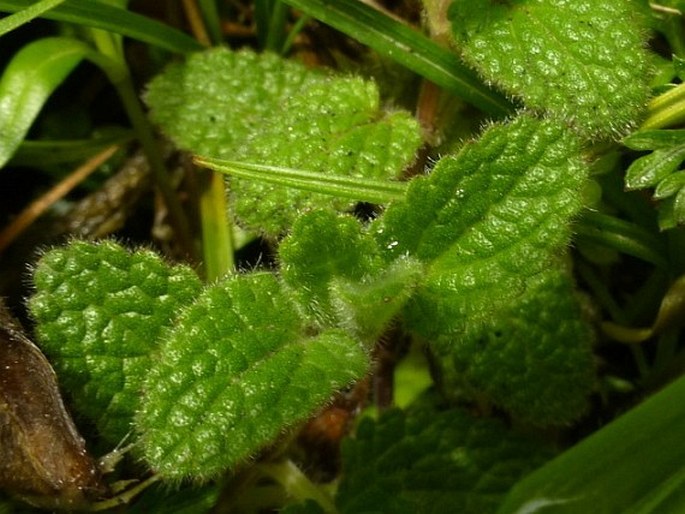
[498,375,685,514]
[0,0,202,53]
[0,0,65,36]
[0,37,92,168]
[195,157,408,204]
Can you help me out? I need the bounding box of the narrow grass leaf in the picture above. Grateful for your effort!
[0,37,91,168]
[0,0,65,36]
[0,0,202,53]
[497,374,685,514]
[195,157,408,205]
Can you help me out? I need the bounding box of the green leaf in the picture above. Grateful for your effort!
[0,0,65,36]
[434,268,596,425]
[373,114,588,340]
[224,73,419,234]
[497,374,685,514]
[655,170,685,199]
[137,272,370,480]
[625,143,685,190]
[8,130,133,167]
[279,210,382,327]
[623,128,685,151]
[29,240,202,443]
[337,403,552,514]
[0,37,92,168]
[621,128,685,228]
[0,0,202,54]
[145,48,321,158]
[280,0,513,116]
[449,0,653,139]
[146,47,421,236]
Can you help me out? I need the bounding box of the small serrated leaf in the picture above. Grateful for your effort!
[336,404,552,514]
[435,268,596,425]
[449,0,652,138]
[624,144,685,190]
[674,186,685,225]
[373,114,588,339]
[655,170,685,199]
[145,48,321,160]
[145,47,421,236]
[29,240,202,443]
[623,129,685,151]
[137,272,370,480]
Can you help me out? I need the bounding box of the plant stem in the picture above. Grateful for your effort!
[198,169,234,281]
[197,0,222,44]
[182,0,212,46]
[90,30,195,258]
[641,82,685,130]
[258,459,338,513]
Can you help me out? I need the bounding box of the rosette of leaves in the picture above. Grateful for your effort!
[623,128,685,229]
[333,402,553,514]
[448,0,653,139]
[433,268,596,425]
[28,240,202,443]
[278,209,423,341]
[145,47,422,236]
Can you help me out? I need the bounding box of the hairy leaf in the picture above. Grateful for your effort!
[145,47,421,236]
[449,0,652,139]
[29,240,202,443]
[337,404,552,514]
[138,273,370,480]
[145,48,321,159]
[373,114,588,340]
[434,268,596,425]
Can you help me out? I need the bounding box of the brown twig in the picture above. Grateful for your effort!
[182,0,212,46]
[0,145,118,254]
